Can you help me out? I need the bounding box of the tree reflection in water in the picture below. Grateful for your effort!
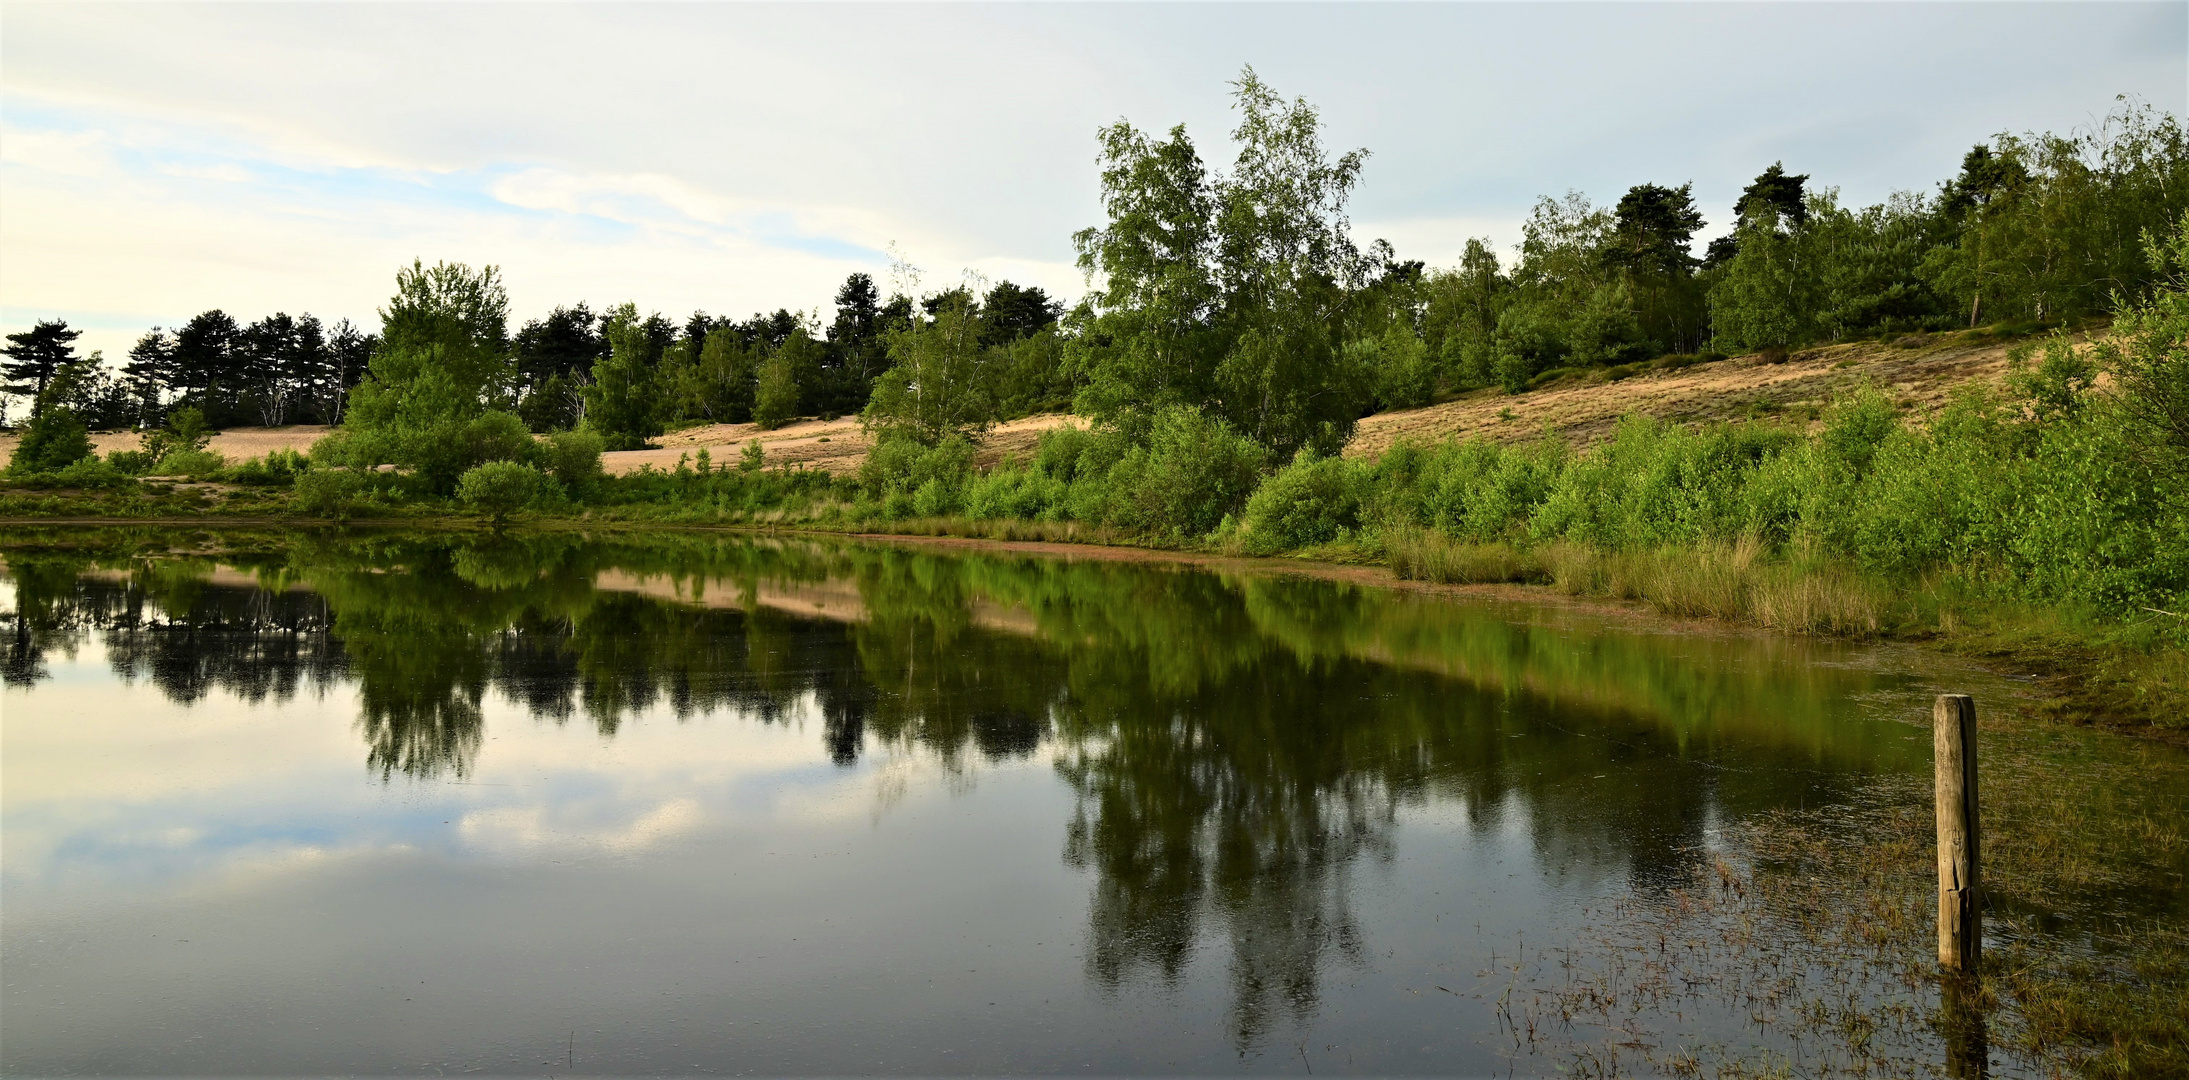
[2,530,1920,1053]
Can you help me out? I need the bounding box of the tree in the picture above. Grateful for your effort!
[319,261,532,493]
[754,330,821,430]
[1709,204,1816,352]
[318,320,374,426]
[583,303,664,450]
[122,330,174,427]
[1073,68,1374,457]
[512,304,605,430]
[1737,162,1811,228]
[376,259,512,398]
[171,311,242,420]
[5,404,91,473]
[1072,118,1221,431]
[862,294,993,444]
[697,325,760,423]
[1607,182,1708,354]
[979,281,1064,345]
[3,320,82,401]
[830,273,887,381]
[1424,239,1509,386]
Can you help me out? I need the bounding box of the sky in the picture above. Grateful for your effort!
[3,2,2183,364]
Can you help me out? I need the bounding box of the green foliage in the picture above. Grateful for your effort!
[456,461,552,521]
[294,468,366,516]
[864,296,993,444]
[584,303,664,451]
[739,439,765,473]
[542,430,605,495]
[7,405,92,474]
[1355,324,1435,410]
[156,449,228,478]
[1072,67,1372,460]
[859,432,976,517]
[1100,406,1269,538]
[2095,212,2189,474]
[1242,450,1363,553]
[140,406,214,466]
[328,261,535,493]
[2,320,83,399]
[224,449,308,487]
[753,333,821,430]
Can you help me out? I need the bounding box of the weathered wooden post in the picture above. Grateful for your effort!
[1935,694,1980,974]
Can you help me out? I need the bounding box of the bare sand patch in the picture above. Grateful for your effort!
[601,413,1083,476]
[1344,335,2043,458]
[0,425,331,469]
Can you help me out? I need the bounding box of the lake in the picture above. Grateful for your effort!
[1,529,2008,1075]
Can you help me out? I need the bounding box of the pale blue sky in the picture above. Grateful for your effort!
[3,2,2183,363]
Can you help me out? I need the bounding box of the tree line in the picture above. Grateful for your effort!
[6,74,2182,491]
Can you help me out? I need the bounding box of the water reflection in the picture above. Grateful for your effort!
[2,530,1930,1062]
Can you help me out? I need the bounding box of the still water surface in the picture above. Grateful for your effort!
[2,532,1964,1075]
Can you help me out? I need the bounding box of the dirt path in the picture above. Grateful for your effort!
[1345,333,2043,458]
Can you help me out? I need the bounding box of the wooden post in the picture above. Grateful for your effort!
[1935,694,1980,974]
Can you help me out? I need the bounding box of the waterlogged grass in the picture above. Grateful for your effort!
[1476,709,2188,1078]
[1387,528,2189,733]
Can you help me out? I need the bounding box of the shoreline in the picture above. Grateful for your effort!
[3,510,2182,746]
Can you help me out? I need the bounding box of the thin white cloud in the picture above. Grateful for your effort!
[1,1,2180,363]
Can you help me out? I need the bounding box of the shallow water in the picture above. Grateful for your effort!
[1,531,1996,1075]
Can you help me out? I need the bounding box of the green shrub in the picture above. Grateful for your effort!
[155,449,227,478]
[456,461,552,521]
[1100,406,1268,538]
[224,449,308,487]
[7,406,92,475]
[543,429,606,494]
[859,432,974,516]
[51,456,135,490]
[106,449,157,474]
[294,468,367,516]
[1242,451,1362,553]
[964,465,1068,521]
[139,407,213,465]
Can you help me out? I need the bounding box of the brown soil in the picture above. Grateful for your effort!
[1344,332,2054,458]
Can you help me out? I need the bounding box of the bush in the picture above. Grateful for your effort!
[543,429,606,494]
[859,433,975,516]
[139,406,213,465]
[294,468,367,516]
[1100,406,1268,538]
[1242,451,1363,553]
[106,449,157,474]
[456,461,552,521]
[7,406,92,474]
[225,449,308,487]
[154,449,227,478]
[51,456,135,491]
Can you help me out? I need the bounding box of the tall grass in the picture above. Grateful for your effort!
[1393,530,1894,636]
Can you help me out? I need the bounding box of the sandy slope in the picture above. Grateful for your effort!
[0,425,333,467]
[0,333,2046,474]
[1344,333,2046,458]
[602,413,1083,475]
[0,416,1083,475]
